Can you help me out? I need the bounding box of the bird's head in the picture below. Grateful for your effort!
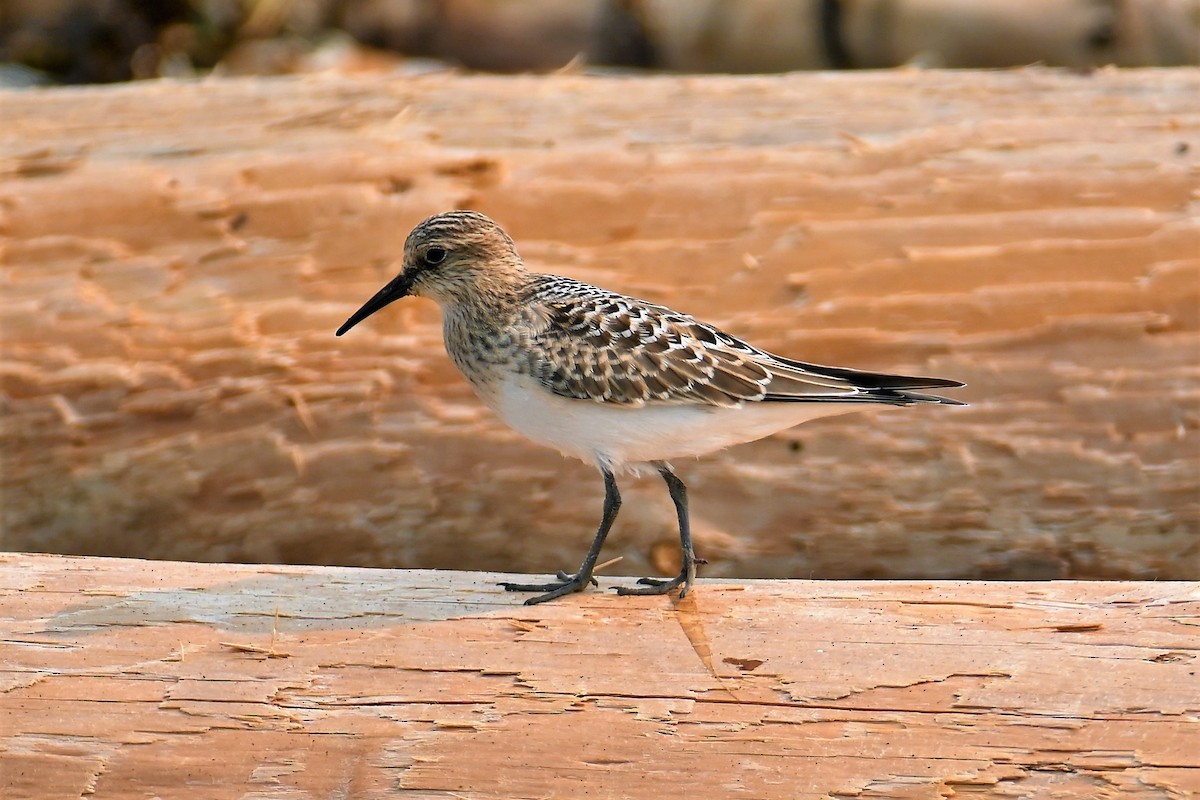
[336,210,523,336]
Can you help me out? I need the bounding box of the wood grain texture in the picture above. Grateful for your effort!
[0,69,1198,580]
[1,553,1197,799]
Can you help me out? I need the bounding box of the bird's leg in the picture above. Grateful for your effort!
[500,468,621,605]
[617,463,702,598]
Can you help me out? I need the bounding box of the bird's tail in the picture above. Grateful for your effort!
[766,358,967,406]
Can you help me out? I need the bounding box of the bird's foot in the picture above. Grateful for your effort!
[500,570,598,605]
[615,572,687,597]
[616,557,705,598]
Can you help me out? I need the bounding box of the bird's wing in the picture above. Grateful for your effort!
[515,277,963,408]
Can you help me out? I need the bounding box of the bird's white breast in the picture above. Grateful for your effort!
[484,371,864,471]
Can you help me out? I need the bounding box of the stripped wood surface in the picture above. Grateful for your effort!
[2,69,1197,582]
[1,553,1197,798]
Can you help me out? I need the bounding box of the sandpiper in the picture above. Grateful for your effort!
[337,211,964,604]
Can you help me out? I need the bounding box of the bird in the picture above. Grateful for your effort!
[336,211,964,605]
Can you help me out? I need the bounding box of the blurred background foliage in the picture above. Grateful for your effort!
[1,0,1197,86]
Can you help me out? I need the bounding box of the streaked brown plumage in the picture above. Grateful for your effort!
[508,274,961,409]
[337,211,964,604]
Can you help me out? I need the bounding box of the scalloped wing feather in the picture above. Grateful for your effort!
[514,276,871,408]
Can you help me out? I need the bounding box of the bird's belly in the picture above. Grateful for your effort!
[487,373,864,470]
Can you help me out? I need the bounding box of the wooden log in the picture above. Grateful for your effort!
[0,553,1197,798]
[0,69,1197,580]
[3,0,1197,83]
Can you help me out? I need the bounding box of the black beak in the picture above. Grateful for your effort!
[336,272,412,336]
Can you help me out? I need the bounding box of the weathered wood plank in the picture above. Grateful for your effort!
[0,553,1196,798]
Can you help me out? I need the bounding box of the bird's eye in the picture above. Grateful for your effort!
[424,247,447,265]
